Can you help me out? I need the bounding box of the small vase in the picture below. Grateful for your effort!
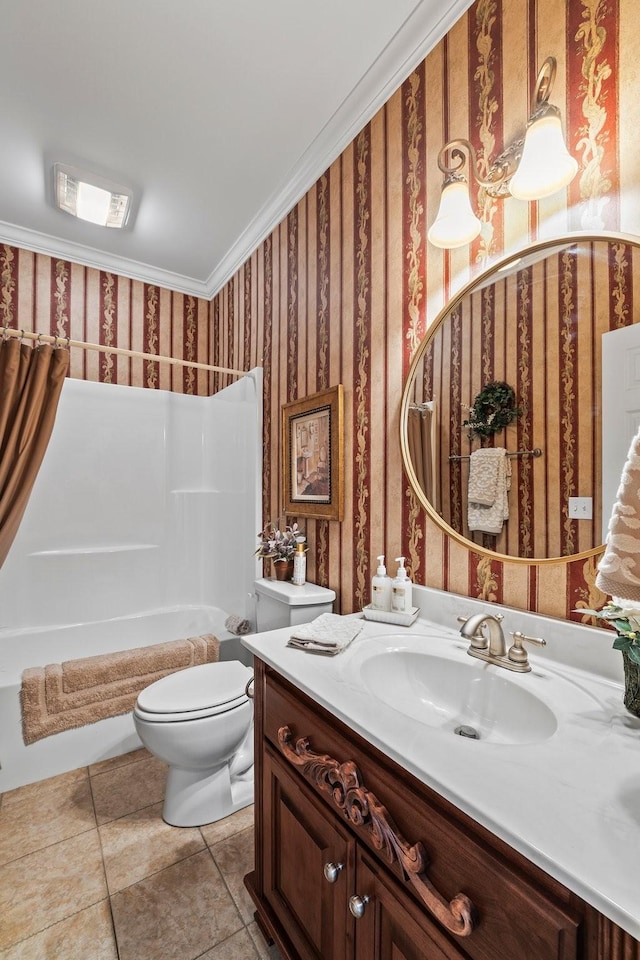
[274,560,294,582]
[622,650,640,717]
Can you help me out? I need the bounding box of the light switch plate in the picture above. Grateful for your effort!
[568,496,593,520]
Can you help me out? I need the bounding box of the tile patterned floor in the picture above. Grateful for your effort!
[0,749,282,960]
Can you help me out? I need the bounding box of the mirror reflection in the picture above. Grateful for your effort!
[401,235,640,562]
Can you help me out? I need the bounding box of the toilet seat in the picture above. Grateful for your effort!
[134,661,253,723]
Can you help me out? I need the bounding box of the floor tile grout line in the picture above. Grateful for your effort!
[202,842,249,931]
[86,762,98,818]
[106,892,122,959]
[94,796,170,828]
[0,895,113,954]
[1,766,93,802]
[191,926,262,960]
[206,830,258,936]
[1,766,98,867]
[88,768,121,958]
[0,820,100,868]
[107,846,248,960]
[104,842,209,897]
[0,827,98,870]
[87,749,151,779]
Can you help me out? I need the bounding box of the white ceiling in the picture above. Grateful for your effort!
[0,0,472,298]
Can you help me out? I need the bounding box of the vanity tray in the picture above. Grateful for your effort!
[362,605,419,626]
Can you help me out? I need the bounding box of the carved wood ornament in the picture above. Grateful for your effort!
[277,725,477,937]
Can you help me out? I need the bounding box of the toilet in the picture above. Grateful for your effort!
[133,660,254,828]
[133,579,335,828]
[254,577,336,631]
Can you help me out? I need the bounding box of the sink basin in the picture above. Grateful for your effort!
[344,637,560,745]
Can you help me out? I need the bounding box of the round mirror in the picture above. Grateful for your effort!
[400,233,640,562]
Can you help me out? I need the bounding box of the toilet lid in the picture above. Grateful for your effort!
[136,661,252,715]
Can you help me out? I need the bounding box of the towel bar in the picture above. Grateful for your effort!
[448,447,543,461]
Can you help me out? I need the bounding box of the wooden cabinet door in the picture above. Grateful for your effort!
[353,852,469,960]
[262,745,356,960]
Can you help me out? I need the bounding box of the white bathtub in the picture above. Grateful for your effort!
[0,605,252,793]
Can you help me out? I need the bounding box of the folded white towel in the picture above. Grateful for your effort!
[287,613,363,656]
[467,448,511,535]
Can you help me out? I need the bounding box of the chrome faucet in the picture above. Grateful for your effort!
[457,612,546,673]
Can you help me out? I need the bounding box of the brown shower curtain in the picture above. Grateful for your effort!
[407,402,438,511]
[0,337,69,568]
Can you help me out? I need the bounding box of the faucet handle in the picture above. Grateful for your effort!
[508,630,546,668]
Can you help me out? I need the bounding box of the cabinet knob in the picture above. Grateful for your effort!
[323,861,344,883]
[348,894,370,919]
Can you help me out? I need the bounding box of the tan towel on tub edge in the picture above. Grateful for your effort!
[20,633,219,745]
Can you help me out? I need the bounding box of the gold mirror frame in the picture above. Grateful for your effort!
[400,231,640,565]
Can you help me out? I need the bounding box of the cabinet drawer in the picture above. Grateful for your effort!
[264,668,580,960]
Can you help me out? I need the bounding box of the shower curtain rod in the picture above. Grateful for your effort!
[0,325,248,378]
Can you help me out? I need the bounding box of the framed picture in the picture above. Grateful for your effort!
[282,385,344,521]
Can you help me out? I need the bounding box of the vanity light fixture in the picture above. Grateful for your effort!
[427,57,578,249]
[53,162,132,228]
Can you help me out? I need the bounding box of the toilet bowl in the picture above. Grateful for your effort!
[133,660,254,827]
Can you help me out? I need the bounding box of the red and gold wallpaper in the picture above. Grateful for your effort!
[1,0,637,620]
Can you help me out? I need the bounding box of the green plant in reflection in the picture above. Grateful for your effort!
[463,380,521,442]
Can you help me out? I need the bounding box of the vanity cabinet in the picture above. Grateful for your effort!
[261,743,465,960]
[244,660,639,960]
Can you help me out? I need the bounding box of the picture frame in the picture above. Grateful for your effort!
[282,385,344,521]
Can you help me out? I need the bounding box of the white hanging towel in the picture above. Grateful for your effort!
[596,427,640,601]
[467,448,511,535]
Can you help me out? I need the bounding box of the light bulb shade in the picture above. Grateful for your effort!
[427,179,482,249]
[508,113,578,201]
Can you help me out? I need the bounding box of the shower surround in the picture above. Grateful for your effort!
[0,370,262,791]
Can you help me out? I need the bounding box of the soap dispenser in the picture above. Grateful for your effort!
[371,556,392,612]
[391,557,412,613]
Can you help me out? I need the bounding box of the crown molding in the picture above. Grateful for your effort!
[1,0,474,301]
[0,220,211,298]
[205,0,475,298]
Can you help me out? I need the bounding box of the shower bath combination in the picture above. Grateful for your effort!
[0,371,263,794]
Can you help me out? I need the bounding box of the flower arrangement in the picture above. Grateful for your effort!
[579,600,640,666]
[255,521,302,563]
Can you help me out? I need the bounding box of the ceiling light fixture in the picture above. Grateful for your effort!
[53,162,132,229]
[427,57,578,249]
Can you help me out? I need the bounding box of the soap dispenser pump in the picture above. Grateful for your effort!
[391,557,412,613]
[371,555,392,612]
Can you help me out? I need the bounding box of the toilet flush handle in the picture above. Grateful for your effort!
[245,677,255,700]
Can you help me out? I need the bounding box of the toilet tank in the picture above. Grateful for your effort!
[254,578,336,632]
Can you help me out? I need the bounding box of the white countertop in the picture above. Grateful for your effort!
[243,587,640,941]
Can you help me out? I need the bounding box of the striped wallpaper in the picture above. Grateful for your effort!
[1,0,638,623]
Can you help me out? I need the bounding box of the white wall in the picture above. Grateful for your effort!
[0,370,262,631]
